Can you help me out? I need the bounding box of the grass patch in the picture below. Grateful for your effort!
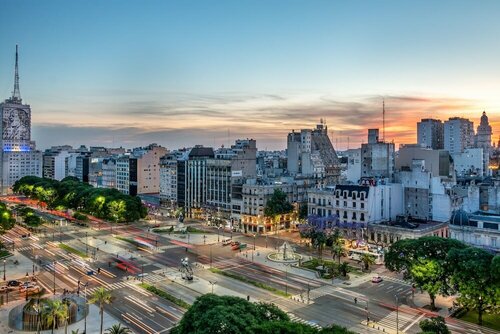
[186,226,211,234]
[209,268,290,297]
[139,283,190,309]
[115,236,141,247]
[59,243,87,258]
[300,258,363,278]
[458,310,500,331]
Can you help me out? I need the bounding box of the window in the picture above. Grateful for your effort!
[343,211,347,219]
[360,213,365,221]
[361,203,364,209]
[344,201,347,207]
[353,202,356,208]
[336,200,339,206]
[483,222,498,230]
[352,212,357,220]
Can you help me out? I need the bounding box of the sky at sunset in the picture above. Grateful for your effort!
[1,0,500,151]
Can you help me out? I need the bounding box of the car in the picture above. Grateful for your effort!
[7,280,20,287]
[230,241,240,247]
[19,284,40,294]
[371,276,383,283]
[222,239,232,246]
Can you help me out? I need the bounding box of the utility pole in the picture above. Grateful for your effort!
[395,294,399,334]
[53,261,56,295]
[85,232,88,257]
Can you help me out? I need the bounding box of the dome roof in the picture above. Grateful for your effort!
[450,209,470,226]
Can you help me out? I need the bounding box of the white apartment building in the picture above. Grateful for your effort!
[307,183,403,225]
[444,117,474,155]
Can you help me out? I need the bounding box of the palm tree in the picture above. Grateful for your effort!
[360,253,376,271]
[338,262,351,278]
[53,300,69,334]
[88,287,113,334]
[105,323,132,334]
[41,299,56,334]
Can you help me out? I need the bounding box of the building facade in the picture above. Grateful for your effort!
[444,117,474,155]
[0,46,42,192]
[417,118,444,149]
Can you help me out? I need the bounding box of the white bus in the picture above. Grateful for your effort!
[348,249,384,265]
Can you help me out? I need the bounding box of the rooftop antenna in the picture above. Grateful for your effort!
[347,136,350,150]
[12,44,21,102]
[382,98,386,142]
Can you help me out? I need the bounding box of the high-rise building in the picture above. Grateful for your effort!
[287,120,340,184]
[444,117,474,155]
[0,46,42,193]
[42,147,72,180]
[361,129,395,181]
[417,119,444,149]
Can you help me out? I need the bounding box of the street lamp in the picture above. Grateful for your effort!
[85,232,88,257]
[208,280,217,294]
[395,294,399,334]
[285,265,289,295]
[3,259,5,281]
[78,280,89,334]
[53,261,57,295]
[141,264,144,283]
[25,272,29,301]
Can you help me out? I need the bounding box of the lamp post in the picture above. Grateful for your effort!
[141,264,144,283]
[25,272,29,301]
[210,244,213,268]
[284,264,289,296]
[365,300,369,323]
[53,261,56,295]
[3,259,5,281]
[395,294,399,334]
[85,232,88,257]
[217,226,220,242]
[208,280,216,294]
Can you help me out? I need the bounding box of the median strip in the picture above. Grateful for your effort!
[58,243,87,258]
[139,283,191,309]
[209,268,290,297]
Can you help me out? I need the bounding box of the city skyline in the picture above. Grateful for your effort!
[2,1,500,150]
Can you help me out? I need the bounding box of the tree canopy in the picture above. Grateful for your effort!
[418,316,450,334]
[171,294,355,334]
[13,176,147,223]
[385,237,464,310]
[264,189,293,218]
[385,236,500,323]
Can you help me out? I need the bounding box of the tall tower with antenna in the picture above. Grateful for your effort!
[12,45,22,103]
[0,45,42,193]
[382,98,386,142]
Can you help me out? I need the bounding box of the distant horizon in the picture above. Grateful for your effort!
[2,1,499,151]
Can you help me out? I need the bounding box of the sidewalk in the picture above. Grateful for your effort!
[408,291,455,317]
[1,250,36,281]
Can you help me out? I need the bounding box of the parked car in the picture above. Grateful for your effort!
[7,280,20,287]
[19,283,40,294]
[371,276,383,283]
[222,239,232,246]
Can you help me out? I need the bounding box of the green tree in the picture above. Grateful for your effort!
[264,189,293,233]
[360,253,375,271]
[88,287,113,334]
[172,294,289,334]
[338,262,350,277]
[447,248,499,325]
[105,324,132,334]
[71,330,80,334]
[385,237,464,310]
[418,316,450,334]
[251,321,319,333]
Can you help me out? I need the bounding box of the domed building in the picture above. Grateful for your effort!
[449,209,500,252]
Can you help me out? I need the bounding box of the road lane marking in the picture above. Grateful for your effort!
[403,313,425,332]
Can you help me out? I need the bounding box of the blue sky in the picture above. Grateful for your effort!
[1,1,499,150]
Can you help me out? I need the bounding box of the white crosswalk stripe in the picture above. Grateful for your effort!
[380,276,411,286]
[140,273,165,284]
[371,310,421,333]
[287,313,322,329]
[86,281,133,294]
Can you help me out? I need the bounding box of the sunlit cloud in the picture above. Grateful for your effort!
[33,92,492,150]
